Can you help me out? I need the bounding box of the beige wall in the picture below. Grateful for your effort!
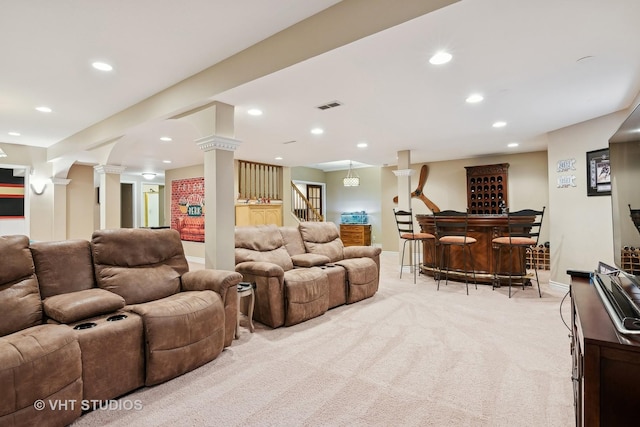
[67,164,97,240]
[325,167,383,246]
[0,143,53,240]
[292,166,327,183]
[165,164,206,259]
[547,110,628,285]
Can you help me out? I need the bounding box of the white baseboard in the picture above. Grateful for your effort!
[186,256,205,265]
[549,280,570,293]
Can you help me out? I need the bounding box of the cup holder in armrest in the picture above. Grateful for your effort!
[106,314,128,322]
[237,282,253,291]
[73,322,97,330]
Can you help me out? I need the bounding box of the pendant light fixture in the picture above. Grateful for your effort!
[343,161,360,187]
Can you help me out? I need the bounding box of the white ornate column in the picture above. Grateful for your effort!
[51,177,71,240]
[393,166,414,211]
[94,164,126,230]
[196,135,240,270]
[393,150,415,269]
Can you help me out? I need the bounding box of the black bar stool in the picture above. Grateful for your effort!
[433,210,477,294]
[492,207,546,297]
[393,208,436,283]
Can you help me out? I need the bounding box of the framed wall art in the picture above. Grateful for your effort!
[586,148,611,197]
[0,167,25,218]
[171,177,205,242]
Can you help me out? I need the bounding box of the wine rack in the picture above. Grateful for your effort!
[527,245,550,270]
[621,246,640,275]
[465,163,509,215]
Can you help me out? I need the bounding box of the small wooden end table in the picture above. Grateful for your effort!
[235,282,255,338]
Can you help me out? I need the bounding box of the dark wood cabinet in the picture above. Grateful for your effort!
[466,163,509,215]
[570,276,640,426]
[340,224,371,246]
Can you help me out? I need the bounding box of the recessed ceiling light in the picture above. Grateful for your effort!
[492,121,507,128]
[311,128,324,135]
[36,106,52,113]
[275,156,283,160]
[357,142,368,148]
[160,136,172,142]
[508,142,519,148]
[429,51,452,65]
[8,131,20,136]
[162,160,172,164]
[247,108,263,116]
[92,61,113,71]
[466,94,484,103]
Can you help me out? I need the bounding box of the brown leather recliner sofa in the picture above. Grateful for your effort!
[0,228,242,427]
[234,221,381,328]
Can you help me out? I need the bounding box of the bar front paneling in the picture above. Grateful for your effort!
[416,214,533,284]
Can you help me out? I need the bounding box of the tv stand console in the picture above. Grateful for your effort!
[570,275,640,426]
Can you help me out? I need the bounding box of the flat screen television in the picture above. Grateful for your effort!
[609,103,640,273]
[593,103,640,335]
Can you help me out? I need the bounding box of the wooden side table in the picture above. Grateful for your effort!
[235,282,255,338]
[339,223,371,246]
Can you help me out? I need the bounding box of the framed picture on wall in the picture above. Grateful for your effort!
[171,177,205,242]
[587,148,611,197]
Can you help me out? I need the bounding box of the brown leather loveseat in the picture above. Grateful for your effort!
[0,228,242,427]
[234,222,381,328]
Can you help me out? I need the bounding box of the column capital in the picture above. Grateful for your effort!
[393,168,416,177]
[51,178,71,186]
[196,135,241,152]
[94,164,126,175]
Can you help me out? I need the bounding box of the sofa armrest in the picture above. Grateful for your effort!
[235,261,285,278]
[181,269,242,348]
[235,261,287,328]
[344,245,382,259]
[181,269,243,301]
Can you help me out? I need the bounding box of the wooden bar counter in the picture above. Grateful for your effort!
[416,213,531,284]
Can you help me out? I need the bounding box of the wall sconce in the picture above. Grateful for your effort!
[30,180,47,195]
[141,172,156,180]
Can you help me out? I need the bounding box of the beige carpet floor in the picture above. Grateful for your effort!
[73,252,574,427]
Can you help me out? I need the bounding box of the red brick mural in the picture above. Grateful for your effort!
[171,177,205,242]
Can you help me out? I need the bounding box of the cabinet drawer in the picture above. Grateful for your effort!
[340,224,371,246]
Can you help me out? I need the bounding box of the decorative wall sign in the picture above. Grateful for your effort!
[0,168,25,218]
[557,158,576,172]
[586,148,611,196]
[557,175,577,188]
[171,177,205,242]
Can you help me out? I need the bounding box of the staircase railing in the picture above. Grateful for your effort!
[291,182,323,222]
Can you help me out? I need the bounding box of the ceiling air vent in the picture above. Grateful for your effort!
[316,100,343,110]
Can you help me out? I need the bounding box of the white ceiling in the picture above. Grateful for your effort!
[2,0,640,176]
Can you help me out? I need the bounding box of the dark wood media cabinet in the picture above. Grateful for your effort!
[570,276,640,426]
